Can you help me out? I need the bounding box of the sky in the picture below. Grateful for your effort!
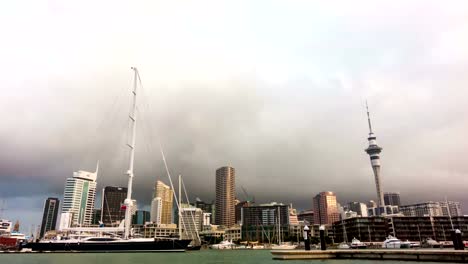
[1,0,468,232]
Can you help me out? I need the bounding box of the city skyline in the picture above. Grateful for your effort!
[2,1,468,230]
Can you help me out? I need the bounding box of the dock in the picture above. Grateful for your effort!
[271,249,468,262]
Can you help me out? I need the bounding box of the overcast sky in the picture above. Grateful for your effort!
[1,0,468,231]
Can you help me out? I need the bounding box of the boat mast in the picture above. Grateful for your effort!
[124,67,138,240]
[178,174,182,238]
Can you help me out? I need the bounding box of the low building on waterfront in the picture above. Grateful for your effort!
[400,202,442,217]
[241,202,289,242]
[139,223,177,238]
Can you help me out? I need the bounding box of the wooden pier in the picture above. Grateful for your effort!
[271,249,468,262]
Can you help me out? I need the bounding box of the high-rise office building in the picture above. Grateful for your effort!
[241,202,289,242]
[150,197,162,224]
[384,192,401,207]
[235,201,251,225]
[364,103,385,208]
[215,166,236,227]
[155,181,174,224]
[39,197,60,238]
[61,165,98,227]
[313,191,340,226]
[440,201,462,217]
[101,186,127,226]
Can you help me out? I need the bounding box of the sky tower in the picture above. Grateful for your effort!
[365,102,385,208]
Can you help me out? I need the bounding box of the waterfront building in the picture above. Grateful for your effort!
[347,202,368,217]
[39,198,60,238]
[203,212,212,227]
[333,216,388,242]
[101,186,127,226]
[61,165,98,227]
[384,192,401,207]
[400,202,443,217]
[154,180,174,224]
[389,216,468,241]
[150,197,162,224]
[224,225,242,241]
[180,206,203,241]
[297,210,314,225]
[364,104,385,208]
[139,223,177,238]
[215,166,235,227]
[367,200,377,208]
[241,202,289,242]
[289,207,299,225]
[313,192,340,226]
[132,210,150,225]
[289,220,309,240]
[91,209,101,225]
[235,201,250,224]
[439,201,462,217]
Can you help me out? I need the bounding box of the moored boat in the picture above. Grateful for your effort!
[382,235,401,248]
[350,238,367,249]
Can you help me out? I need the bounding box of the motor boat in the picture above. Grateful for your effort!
[338,242,350,249]
[350,238,367,249]
[400,240,412,248]
[210,240,235,249]
[271,243,297,250]
[382,235,402,248]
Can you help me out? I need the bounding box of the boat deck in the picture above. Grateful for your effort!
[271,249,468,262]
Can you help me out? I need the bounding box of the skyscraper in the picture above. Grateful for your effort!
[61,165,98,227]
[100,186,127,226]
[312,192,340,226]
[39,197,60,238]
[150,197,162,224]
[215,166,235,227]
[384,192,401,207]
[365,103,385,209]
[154,181,174,224]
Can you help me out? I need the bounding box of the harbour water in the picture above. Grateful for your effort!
[0,250,448,264]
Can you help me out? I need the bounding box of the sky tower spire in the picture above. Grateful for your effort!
[364,102,385,210]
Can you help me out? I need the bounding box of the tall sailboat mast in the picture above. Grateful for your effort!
[124,67,138,239]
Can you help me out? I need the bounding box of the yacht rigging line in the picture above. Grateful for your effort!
[181,176,201,243]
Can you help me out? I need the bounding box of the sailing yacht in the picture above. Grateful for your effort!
[22,68,191,252]
[271,207,297,250]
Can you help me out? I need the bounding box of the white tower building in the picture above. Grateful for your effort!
[61,164,98,227]
[365,103,385,210]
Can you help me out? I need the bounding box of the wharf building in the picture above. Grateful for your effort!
[400,202,443,217]
[440,201,462,217]
[60,165,98,228]
[384,192,401,207]
[313,192,340,226]
[215,166,236,227]
[241,202,289,242]
[333,216,468,243]
[39,197,60,238]
[100,186,127,226]
[154,180,174,224]
[179,206,203,241]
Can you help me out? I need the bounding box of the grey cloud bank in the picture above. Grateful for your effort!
[1,1,468,229]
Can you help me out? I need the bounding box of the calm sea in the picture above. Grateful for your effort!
[0,250,447,264]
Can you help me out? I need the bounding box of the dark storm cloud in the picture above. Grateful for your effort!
[1,1,468,230]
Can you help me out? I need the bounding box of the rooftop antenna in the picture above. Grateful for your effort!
[366,100,373,134]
